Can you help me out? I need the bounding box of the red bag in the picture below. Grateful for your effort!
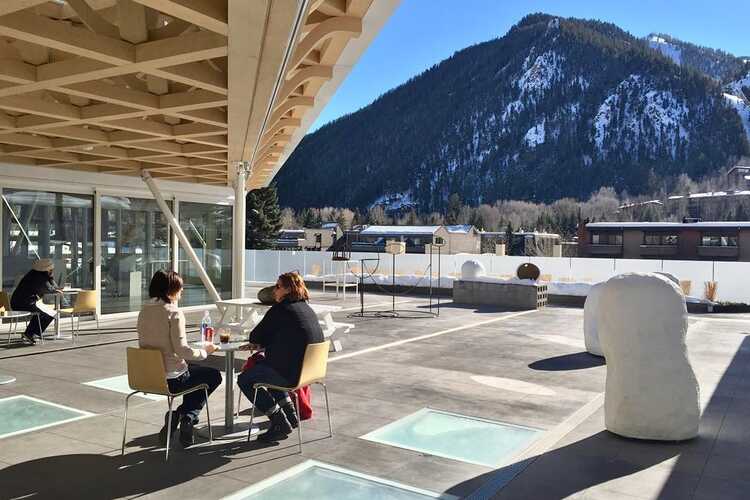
[241,352,313,421]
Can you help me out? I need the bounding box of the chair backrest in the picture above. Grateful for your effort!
[73,290,97,313]
[0,291,10,310]
[126,347,170,395]
[297,341,330,387]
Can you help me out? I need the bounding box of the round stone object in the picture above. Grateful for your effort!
[598,272,699,441]
[516,263,540,281]
[656,272,680,287]
[583,281,605,357]
[460,260,486,279]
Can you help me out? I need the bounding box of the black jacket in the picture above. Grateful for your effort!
[248,298,324,385]
[11,270,58,310]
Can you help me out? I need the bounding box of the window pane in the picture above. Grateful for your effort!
[2,189,94,293]
[178,202,233,307]
[100,196,171,314]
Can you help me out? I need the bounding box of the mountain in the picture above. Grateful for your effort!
[645,33,744,81]
[276,14,750,211]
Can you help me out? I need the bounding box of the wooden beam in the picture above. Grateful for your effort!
[0,11,135,66]
[66,0,121,39]
[132,0,229,36]
[0,1,50,17]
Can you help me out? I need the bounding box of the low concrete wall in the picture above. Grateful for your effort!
[453,280,547,310]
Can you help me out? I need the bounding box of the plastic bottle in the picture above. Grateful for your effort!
[200,311,212,344]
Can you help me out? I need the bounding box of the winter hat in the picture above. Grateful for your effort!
[32,258,54,272]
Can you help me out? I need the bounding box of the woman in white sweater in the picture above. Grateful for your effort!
[137,270,222,447]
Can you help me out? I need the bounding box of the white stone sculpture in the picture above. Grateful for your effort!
[597,272,699,441]
[583,281,605,356]
[656,272,680,288]
[460,260,486,279]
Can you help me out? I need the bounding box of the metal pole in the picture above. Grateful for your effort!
[141,171,221,303]
[232,162,248,298]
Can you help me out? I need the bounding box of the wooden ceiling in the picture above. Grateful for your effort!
[0,0,378,188]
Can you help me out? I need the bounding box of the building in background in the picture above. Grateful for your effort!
[578,222,750,261]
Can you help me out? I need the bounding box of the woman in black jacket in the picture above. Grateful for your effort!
[238,271,324,442]
[11,259,61,344]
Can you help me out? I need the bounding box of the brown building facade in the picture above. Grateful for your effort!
[577,222,750,261]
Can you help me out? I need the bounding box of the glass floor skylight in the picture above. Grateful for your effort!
[361,408,540,467]
[83,375,164,400]
[0,395,94,439]
[223,460,455,500]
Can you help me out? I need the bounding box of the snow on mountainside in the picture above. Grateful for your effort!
[648,35,682,65]
[277,15,750,210]
[724,94,750,142]
[593,75,689,158]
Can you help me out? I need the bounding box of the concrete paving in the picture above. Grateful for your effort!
[0,289,748,499]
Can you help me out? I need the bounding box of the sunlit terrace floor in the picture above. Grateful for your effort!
[0,288,749,499]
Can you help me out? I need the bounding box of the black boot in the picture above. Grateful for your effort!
[258,410,293,442]
[281,403,299,429]
[158,411,180,446]
[179,415,195,448]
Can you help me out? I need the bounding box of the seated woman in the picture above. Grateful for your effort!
[10,258,61,344]
[238,271,324,442]
[137,270,222,447]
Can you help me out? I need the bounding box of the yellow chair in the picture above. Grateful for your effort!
[59,290,99,341]
[121,347,213,461]
[245,341,332,453]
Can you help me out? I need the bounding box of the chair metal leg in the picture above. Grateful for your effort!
[236,384,242,417]
[321,382,333,438]
[165,397,174,462]
[203,387,213,443]
[247,387,258,441]
[71,314,75,343]
[121,391,137,455]
[293,390,302,454]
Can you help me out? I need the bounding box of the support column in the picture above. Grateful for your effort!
[232,162,249,298]
[94,191,102,318]
[142,171,221,303]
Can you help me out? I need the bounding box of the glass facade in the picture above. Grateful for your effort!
[1,185,234,315]
[2,189,94,293]
[178,201,233,307]
[100,196,172,314]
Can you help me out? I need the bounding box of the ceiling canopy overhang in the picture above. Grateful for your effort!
[0,0,398,188]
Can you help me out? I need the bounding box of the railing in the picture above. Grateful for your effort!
[246,250,750,303]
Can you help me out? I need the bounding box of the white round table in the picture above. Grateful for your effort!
[192,341,260,440]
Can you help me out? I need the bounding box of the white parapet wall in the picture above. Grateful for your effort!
[245,250,750,303]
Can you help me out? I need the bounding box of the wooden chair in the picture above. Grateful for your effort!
[245,341,332,453]
[121,347,213,461]
[59,290,99,341]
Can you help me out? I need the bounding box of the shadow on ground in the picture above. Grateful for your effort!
[450,337,750,499]
[528,352,605,371]
[0,435,287,500]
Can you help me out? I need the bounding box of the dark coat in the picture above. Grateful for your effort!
[248,298,324,385]
[11,270,58,310]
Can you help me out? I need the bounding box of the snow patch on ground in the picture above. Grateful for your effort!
[524,119,546,147]
[724,93,750,142]
[648,35,682,65]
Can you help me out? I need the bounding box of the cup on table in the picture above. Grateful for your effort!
[204,326,214,344]
[219,328,231,344]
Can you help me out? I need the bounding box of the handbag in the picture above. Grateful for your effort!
[241,352,313,420]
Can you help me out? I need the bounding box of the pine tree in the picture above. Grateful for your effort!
[446,194,462,224]
[246,186,283,249]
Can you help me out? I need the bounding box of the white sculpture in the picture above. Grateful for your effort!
[460,260,486,279]
[583,282,605,356]
[656,272,680,288]
[597,273,699,441]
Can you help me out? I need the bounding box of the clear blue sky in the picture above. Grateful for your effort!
[311,0,749,131]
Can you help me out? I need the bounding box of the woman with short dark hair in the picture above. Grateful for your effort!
[137,270,222,447]
[238,272,324,442]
